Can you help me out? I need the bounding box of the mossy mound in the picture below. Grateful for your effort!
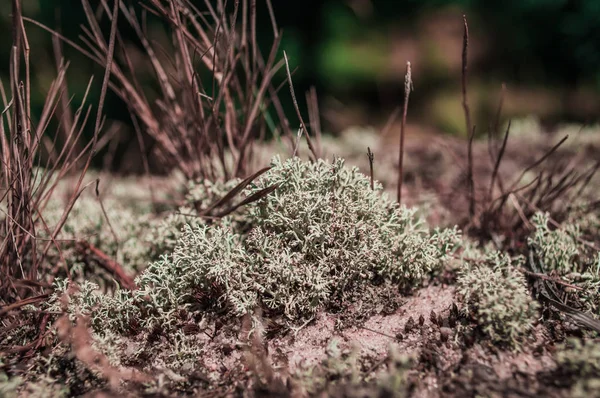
[138,156,459,321]
[457,250,538,348]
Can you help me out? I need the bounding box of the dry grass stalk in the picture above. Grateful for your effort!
[477,135,599,241]
[1,0,111,306]
[397,61,412,204]
[449,17,597,242]
[55,313,151,389]
[76,240,136,290]
[467,125,476,219]
[367,147,374,190]
[284,51,319,159]
[461,15,476,220]
[461,15,472,138]
[487,119,510,202]
[306,86,323,156]
[30,0,299,181]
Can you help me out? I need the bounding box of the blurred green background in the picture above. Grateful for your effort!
[1,0,599,169]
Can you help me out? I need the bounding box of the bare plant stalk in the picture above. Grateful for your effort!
[493,83,506,139]
[397,61,412,204]
[367,147,374,190]
[283,51,318,159]
[487,120,511,201]
[461,15,472,138]
[306,86,322,157]
[467,125,476,219]
[461,15,476,221]
[1,0,105,304]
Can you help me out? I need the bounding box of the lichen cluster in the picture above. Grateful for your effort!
[295,340,412,397]
[555,338,600,398]
[0,156,460,395]
[529,212,600,316]
[457,250,538,347]
[139,156,459,321]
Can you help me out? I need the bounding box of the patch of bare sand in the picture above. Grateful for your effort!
[192,283,556,397]
[270,284,456,373]
[343,284,456,358]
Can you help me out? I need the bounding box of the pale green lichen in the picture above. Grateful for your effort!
[9,156,461,395]
[42,191,153,276]
[294,340,412,397]
[138,156,459,321]
[46,279,140,335]
[457,251,538,347]
[529,212,583,275]
[529,212,600,316]
[144,178,245,260]
[0,374,69,398]
[556,338,600,398]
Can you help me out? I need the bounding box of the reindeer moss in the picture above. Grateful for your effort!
[137,156,459,321]
[457,250,538,348]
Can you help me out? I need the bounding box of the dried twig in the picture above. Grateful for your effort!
[367,147,375,190]
[461,15,472,138]
[76,240,136,290]
[283,51,318,159]
[397,61,412,204]
[467,125,476,219]
[492,83,506,140]
[487,119,510,201]
[520,268,583,291]
[0,293,50,316]
[306,86,322,157]
[199,166,272,216]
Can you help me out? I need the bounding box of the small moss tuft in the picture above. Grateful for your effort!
[529,212,600,316]
[556,338,600,397]
[457,251,538,348]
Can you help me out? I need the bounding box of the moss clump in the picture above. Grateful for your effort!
[138,156,459,321]
[42,188,153,277]
[529,212,600,316]
[294,340,412,397]
[46,279,140,334]
[144,178,245,261]
[457,251,538,348]
[555,338,600,398]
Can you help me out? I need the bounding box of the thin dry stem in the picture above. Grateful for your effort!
[397,61,412,204]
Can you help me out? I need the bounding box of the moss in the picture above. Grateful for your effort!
[529,212,600,316]
[294,340,412,397]
[144,177,245,261]
[556,338,600,398]
[138,156,459,321]
[457,250,538,348]
[42,188,153,277]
